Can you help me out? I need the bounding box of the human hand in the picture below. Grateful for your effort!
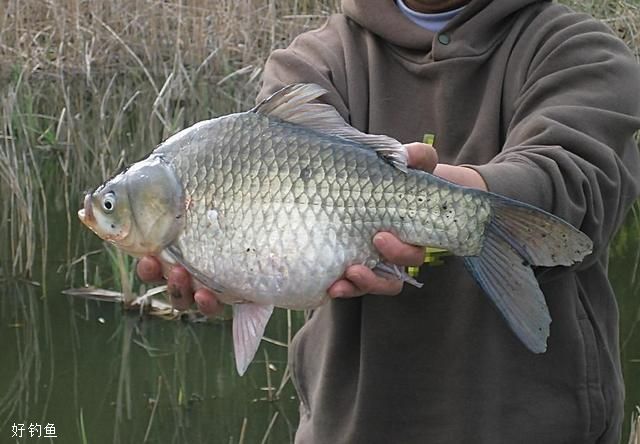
[328,142,437,298]
[327,231,427,298]
[327,141,488,299]
[136,256,223,316]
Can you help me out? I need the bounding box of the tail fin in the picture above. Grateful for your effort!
[464,195,593,353]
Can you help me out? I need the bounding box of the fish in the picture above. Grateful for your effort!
[78,83,593,375]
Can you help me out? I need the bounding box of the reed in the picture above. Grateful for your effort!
[0,0,339,277]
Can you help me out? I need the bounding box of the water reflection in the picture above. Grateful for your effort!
[0,278,300,443]
[0,280,55,435]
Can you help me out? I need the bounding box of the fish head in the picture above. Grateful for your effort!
[78,155,185,256]
[78,181,132,244]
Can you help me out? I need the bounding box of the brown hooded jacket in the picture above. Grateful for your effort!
[258,0,640,442]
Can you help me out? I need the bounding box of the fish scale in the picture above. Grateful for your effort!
[167,111,488,310]
[78,83,593,375]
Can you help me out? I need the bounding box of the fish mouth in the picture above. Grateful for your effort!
[78,193,95,227]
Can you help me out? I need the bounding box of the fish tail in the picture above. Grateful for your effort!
[464,194,593,353]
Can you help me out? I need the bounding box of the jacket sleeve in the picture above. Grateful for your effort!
[258,16,350,120]
[470,14,640,260]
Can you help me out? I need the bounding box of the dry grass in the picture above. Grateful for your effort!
[567,0,640,56]
[0,0,339,276]
[0,0,339,76]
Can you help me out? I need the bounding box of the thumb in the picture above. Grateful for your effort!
[404,142,438,173]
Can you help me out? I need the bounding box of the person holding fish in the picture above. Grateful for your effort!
[128,0,640,442]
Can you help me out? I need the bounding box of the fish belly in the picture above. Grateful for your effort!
[177,199,379,309]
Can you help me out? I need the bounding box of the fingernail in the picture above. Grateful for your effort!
[345,269,361,282]
[332,292,344,298]
[373,234,387,249]
[169,286,182,299]
[196,299,207,311]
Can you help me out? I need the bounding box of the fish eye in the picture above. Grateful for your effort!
[102,192,116,213]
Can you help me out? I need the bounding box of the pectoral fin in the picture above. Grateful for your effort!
[163,245,225,293]
[373,262,424,288]
[232,303,274,375]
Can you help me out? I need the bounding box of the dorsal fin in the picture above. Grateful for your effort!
[252,83,408,172]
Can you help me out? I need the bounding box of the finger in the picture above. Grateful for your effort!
[194,288,223,317]
[136,256,164,282]
[373,232,424,266]
[404,142,438,173]
[167,266,194,310]
[328,278,364,299]
[345,265,403,296]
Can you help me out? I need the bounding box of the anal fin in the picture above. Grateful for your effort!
[233,303,274,375]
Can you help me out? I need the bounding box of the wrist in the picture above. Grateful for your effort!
[433,164,488,191]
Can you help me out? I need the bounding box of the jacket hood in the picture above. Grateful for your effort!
[342,0,547,55]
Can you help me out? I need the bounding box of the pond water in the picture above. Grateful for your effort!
[1,284,302,444]
[0,210,304,443]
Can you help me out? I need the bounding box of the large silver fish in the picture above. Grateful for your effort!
[78,84,593,374]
